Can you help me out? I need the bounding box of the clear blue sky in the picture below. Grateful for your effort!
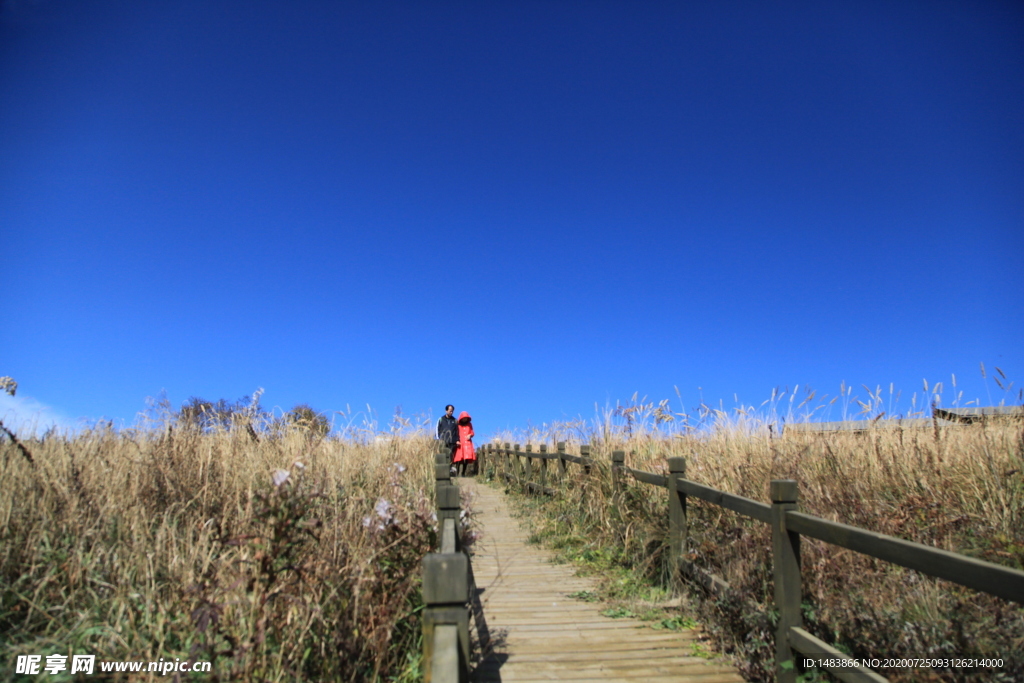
[2,1,1022,436]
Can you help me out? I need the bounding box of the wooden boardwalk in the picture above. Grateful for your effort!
[460,478,745,682]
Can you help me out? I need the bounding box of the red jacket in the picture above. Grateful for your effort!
[453,411,476,463]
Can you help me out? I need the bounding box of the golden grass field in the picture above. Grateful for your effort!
[2,385,1021,682]
[490,411,1023,682]
[1,420,438,682]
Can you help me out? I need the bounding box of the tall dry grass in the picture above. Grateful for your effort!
[1,421,438,681]
[492,414,1024,682]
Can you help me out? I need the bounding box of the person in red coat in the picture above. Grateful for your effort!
[452,411,476,477]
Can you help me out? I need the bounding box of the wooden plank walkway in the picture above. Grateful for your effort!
[460,478,746,682]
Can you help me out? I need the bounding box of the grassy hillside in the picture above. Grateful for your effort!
[490,416,1024,682]
[1,423,437,682]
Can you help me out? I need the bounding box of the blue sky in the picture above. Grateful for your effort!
[2,0,1022,437]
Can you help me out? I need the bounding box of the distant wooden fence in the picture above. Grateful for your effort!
[782,418,943,434]
[421,445,470,683]
[783,405,1023,435]
[479,441,1024,683]
[933,405,1023,424]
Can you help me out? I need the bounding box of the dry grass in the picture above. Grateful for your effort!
[491,415,1024,682]
[1,421,438,682]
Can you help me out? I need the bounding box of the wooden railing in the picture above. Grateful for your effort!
[480,442,1024,683]
[421,445,470,683]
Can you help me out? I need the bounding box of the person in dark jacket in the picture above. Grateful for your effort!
[436,404,460,466]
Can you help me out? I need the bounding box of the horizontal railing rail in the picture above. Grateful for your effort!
[480,441,1024,683]
[674,474,772,524]
[783,511,1024,604]
[621,464,667,488]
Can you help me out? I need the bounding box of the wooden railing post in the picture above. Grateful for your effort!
[667,456,687,588]
[525,444,533,490]
[514,444,523,482]
[422,552,469,683]
[435,443,451,489]
[611,450,625,508]
[771,479,802,683]
[437,484,462,552]
[580,444,592,475]
[440,517,457,554]
[556,441,567,479]
[503,443,511,480]
[539,444,548,492]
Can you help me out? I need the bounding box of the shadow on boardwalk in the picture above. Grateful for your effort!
[467,559,510,680]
